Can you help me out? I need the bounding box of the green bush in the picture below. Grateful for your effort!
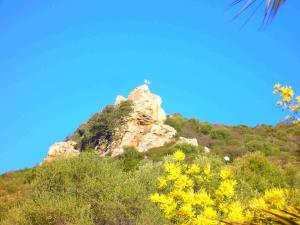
[0,169,32,222]
[144,143,202,162]
[71,101,133,151]
[245,140,280,156]
[3,152,165,225]
[197,122,213,135]
[165,113,187,134]
[120,146,143,171]
[232,152,287,199]
[210,127,231,141]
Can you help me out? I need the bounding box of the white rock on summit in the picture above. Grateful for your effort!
[109,84,176,156]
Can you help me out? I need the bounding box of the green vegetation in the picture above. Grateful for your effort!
[165,113,300,161]
[70,100,133,151]
[1,113,299,224]
[0,169,32,221]
[1,152,166,225]
[150,150,300,225]
[1,147,299,224]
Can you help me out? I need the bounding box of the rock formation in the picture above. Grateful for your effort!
[44,84,198,161]
[106,84,177,156]
[44,141,79,162]
[177,137,198,146]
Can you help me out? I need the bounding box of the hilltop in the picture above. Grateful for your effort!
[0,84,299,224]
[43,84,300,164]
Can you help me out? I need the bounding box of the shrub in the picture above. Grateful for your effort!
[145,143,203,162]
[120,146,143,171]
[71,100,133,151]
[245,140,280,156]
[0,169,32,222]
[165,113,187,134]
[3,152,165,225]
[232,152,287,197]
[150,151,299,225]
[197,122,213,135]
[210,127,231,141]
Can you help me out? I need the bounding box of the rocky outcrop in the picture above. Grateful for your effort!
[177,137,198,146]
[44,141,79,162]
[107,84,176,156]
[44,84,177,160]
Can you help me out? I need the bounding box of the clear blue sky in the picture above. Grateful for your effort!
[0,0,300,174]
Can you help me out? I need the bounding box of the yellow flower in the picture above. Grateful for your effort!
[149,193,162,203]
[280,86,294,102]
[226,201,245,222]
[186,164,200,174]
[277,100,283,106]
[204,165,211,176]
[174,174,194,189]
[249,197,267,210]
[181,190,195,204]
[290,105,300,112]
[173,150,186,161]
[215,180,237,200]
[194,189,214,207]
[158,177,168,189]
[297,96,300,103]
[165,163,182,181]
[274,83,281,89]
[244,210,254,222]
[263,188,287,209]
[194,207,218,225]
[178,203,195,218]
[273,89,279,94]
[150,155,300,225]
[220,167,233,180]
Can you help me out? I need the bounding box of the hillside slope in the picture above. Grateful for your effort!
[1,85,300,224]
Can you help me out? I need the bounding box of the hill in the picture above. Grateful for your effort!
[0,85,299,224]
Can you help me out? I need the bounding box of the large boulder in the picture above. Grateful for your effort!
[44,141,79,162]
[108,84,176,156]
[177,137,198,146]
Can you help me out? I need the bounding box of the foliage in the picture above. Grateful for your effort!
[1,152,165,225]
[71,100,133,151]
[2,98,300,224]
[144,143,203,162]
[245,139,280,156]
[150,151,300,225]
[232,152,288,197]
[119,146,143,171]
[0,169,32,222]
[165,113,300,162]
[210,127,232,141]
[165,113,188,135]
[274,83,300,124]
[197,122,213,135]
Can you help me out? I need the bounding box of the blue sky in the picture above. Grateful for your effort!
[0,0,300,174]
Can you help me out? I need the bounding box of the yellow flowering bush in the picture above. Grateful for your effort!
[150,151,299,225]
[273,83,300,123]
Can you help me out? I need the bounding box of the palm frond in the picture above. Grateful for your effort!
[230,0,287,27]
[261,209,300,225]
